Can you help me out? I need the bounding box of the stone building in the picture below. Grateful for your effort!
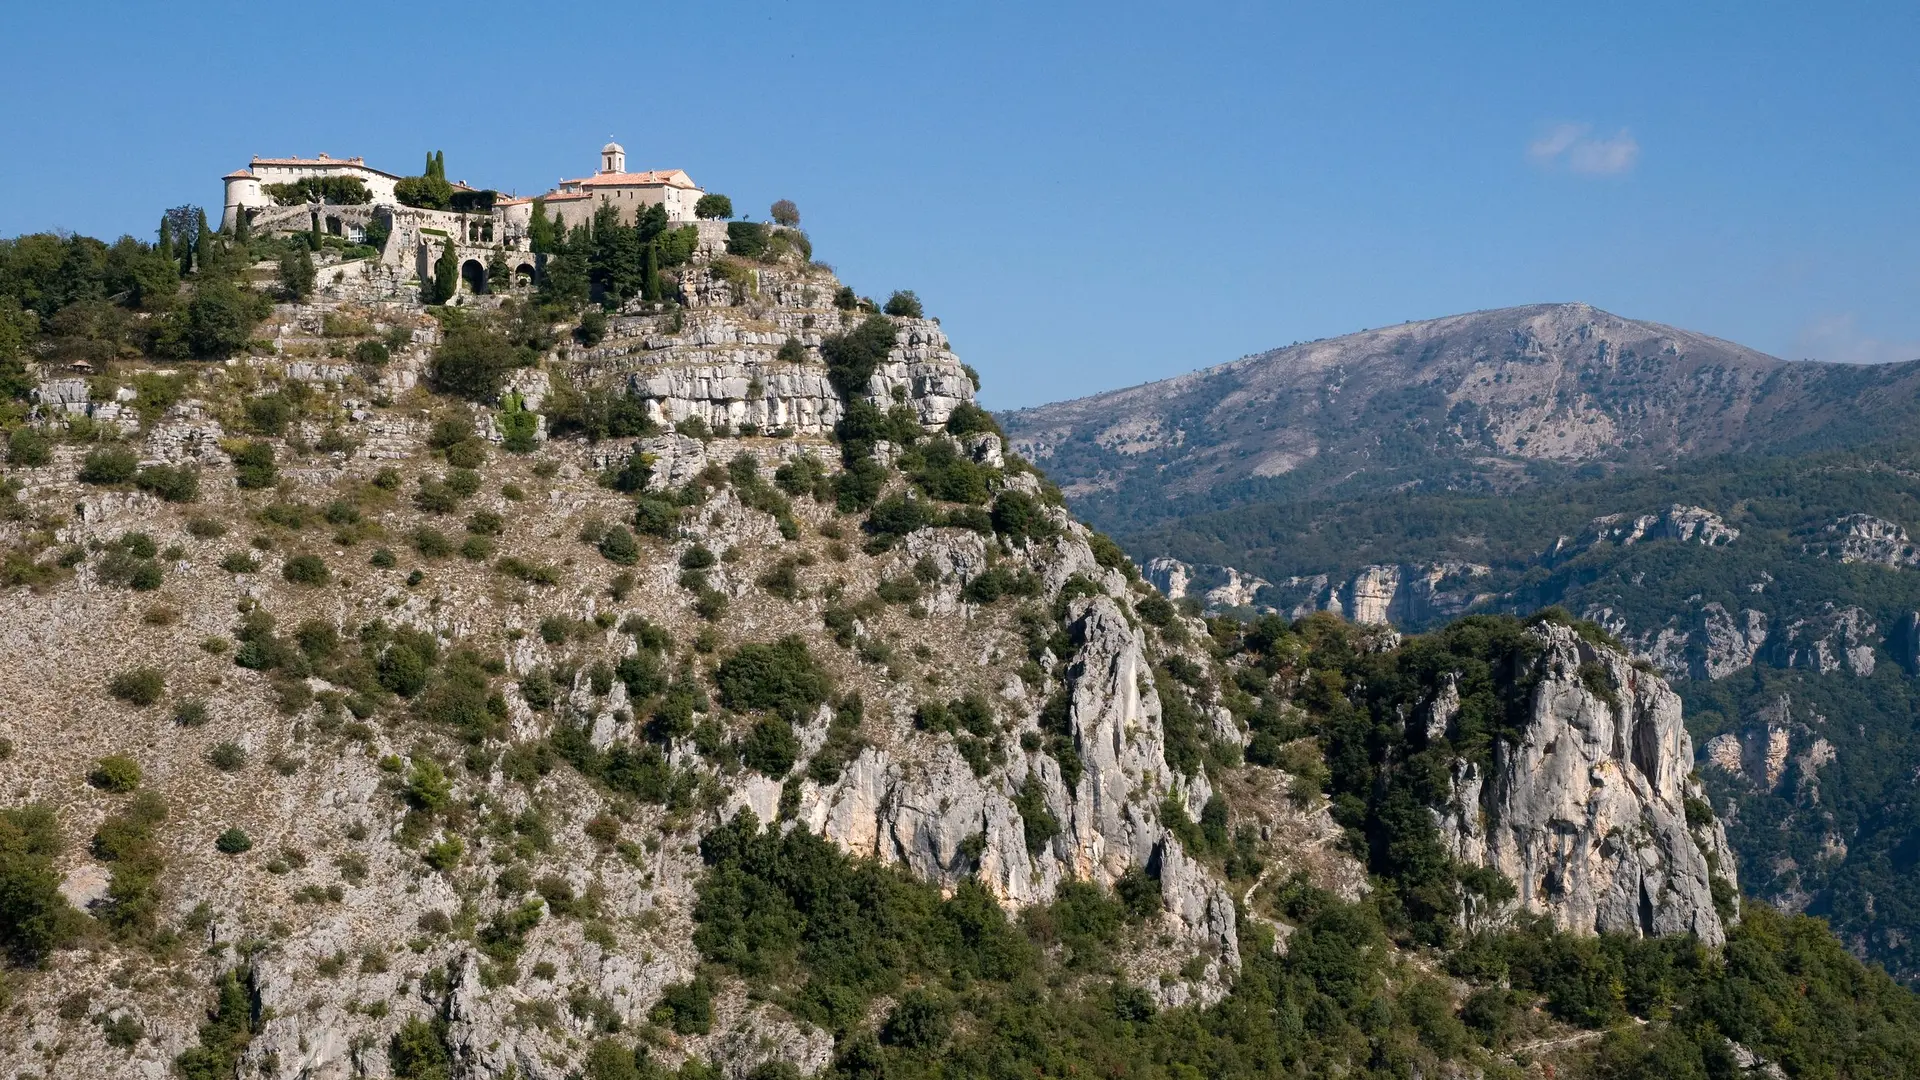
[537,141,704,226]
[217,140,706,297]
[221,154,402,231]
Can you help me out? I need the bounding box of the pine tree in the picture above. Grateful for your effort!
[157,218,174,262]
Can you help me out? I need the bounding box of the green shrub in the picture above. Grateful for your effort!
[633,496,681,537]
[0,804,82,962]
[245,394,292,435]
[500,407,538,453]
[88,755,143,793]
[651,978,714,1034]
[597,525,639,565]
[282,554,330,585]
[991,490,1053,541]
[821,316,896,400]
[742,717,800,777]
[79,445,139,485]
[726,222,770,258]
[388,1016,453,1080]
[214,828,252,855]
[883,290,924,318]
[715,636,830,723]
[109,667,165,706]
[431,324,527,401]
[6,427,50,467]
[495,557,561,585]
[694,194,734,220]
[230,441,277,489]
[219,551,261,574]
[173,700,210,727]
[353,340,390,366]
[445,439,486,469]
[411,527,454,558]
[133,464,200,503]
[207,742,247,772]
[944,403,999,437]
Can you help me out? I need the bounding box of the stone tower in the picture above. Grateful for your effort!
[601,140,625,174]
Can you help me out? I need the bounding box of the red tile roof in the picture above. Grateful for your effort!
[570,169,698,190]
[223,169,255,180]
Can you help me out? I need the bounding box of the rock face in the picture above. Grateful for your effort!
[802,589,1240,1003]
[1433,624,1734,944]
[1142,558,1269,613]
[1551,505,1739,562]
[579,276,976,437]
[1772,604,1876,676]
[1703,697,1839,799]
[1809,513,1920,568]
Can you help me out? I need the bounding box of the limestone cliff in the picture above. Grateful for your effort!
[1433,623,1735,943]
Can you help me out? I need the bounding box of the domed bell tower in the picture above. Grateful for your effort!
[601,140,625,174]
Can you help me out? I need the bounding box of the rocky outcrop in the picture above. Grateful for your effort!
[1703,696,1838,798]
[1143,558,1269,612]
[1433,623,1734,944]
[1268,562,1491,626]
[803,593,1239,1003]
[1772,604,1876,676]
[1809,513,1920,568]
[1550,504,1739,563]
[1599,602,1770,682]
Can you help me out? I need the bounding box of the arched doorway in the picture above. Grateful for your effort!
[515,263,535,287]
[460,260,488,295]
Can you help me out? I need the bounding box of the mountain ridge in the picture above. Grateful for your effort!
[1003,302,1920,517]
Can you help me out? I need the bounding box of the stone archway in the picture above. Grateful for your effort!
[460,260,488,295]
[515,263,535,287]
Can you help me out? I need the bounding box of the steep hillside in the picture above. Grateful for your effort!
[1002,302,1920,527]
[1,226,1918,1080]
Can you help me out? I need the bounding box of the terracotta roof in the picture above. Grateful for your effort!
[496,196,533,206]
[541,191,592,201]
[570,169,698,190]
[223,169,255,180]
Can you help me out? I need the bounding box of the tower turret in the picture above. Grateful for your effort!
[601,140,625,174]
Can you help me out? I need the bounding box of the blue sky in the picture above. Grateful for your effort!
[5,2,1917,408]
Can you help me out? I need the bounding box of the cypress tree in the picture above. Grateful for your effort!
[529,200,552,254]
[193,210,214,275]
[157,218,174,261]
[234,208,250,243]
[431,237,459,304]
[642,241,661,302]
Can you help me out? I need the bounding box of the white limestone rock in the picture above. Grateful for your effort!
[1433,623,1734,944]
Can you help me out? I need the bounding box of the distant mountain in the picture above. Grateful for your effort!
[1003,302,1920,530]
[1003,303,1920,983]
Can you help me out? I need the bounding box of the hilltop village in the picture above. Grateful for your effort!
[217,141,724,300]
